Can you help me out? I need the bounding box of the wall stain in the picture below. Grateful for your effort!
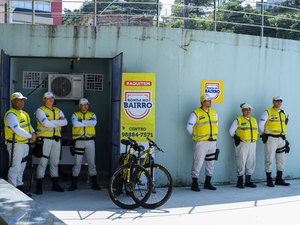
[179,29,192,51]
[72,26,79,56]
[139,27,151,40]
[47,26,57,56]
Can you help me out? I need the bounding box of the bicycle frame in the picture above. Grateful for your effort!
[120,139,140,183]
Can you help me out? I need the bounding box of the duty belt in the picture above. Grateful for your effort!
[41,136,61,142]
[266,134,286,140]
[75,137,95,141]
[6,139,29,144]
[207,137,216,142]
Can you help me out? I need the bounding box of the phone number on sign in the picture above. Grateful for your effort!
[121,132,153,138]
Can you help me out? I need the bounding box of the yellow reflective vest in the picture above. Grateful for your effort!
[36,106,62,138]
[72,111,96,140]
[264,108,286,135]
[4,108,31,144]
[192,108,218,141]
[236,116,258,142]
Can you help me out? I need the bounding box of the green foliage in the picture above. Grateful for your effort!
[63,0,300,41]
[170,0,300,40]
[171,4,184,18]
[63,0,159,25]
[169,19,184,28]
[63,9,81,25]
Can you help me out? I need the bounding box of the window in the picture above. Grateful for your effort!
[12,0,51,12]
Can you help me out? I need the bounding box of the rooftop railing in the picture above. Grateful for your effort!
[1,0,300,41]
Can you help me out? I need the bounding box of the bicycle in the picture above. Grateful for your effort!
[108,138,153,209]
[128,137,173,209]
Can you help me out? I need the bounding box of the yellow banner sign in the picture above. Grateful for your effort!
[121,73,156,142]
[201,80,224,103]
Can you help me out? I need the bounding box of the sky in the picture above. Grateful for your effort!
[62,0,175,16]
[62,0,87,11]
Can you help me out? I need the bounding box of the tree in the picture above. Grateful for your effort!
[63,0,159,25]
[169,0,300,40]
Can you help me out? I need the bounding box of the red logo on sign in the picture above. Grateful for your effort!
[125,81,152,86]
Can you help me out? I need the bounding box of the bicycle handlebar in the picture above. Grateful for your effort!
[147,137,163,152]
[128,137,137,144]
[121,136,163,152]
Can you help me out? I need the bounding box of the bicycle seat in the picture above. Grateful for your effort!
[121,139,131,146]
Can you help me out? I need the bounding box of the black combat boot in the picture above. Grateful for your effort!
[91,175,101,190]
[245,175,256,188]
[266,172,274,187]
[35,178,43,195]
[236,176,244,189]
[275,171,290,186]
[17,185,32,197]
[204,176,217,190]
[191,178,200,192]
[68,176,78,191]
[52,177,65,192]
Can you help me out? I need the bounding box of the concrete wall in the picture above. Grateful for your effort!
[1,24,300,185]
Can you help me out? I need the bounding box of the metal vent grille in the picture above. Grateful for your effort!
[84,74,103,91]
[23,71,51,89]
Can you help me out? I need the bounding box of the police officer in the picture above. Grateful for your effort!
[35,91,68,194]
[229,103,258,188]
[68,98,101,191]
[186,94,218,192]
[4,92,36,196]
[259,96,289,187]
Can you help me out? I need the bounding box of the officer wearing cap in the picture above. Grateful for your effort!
[229,103,258,188]
[68,98,101,191]
[35,91,68,194]
[186,93,218,192]
[259,96,289,187]
[4,92,36,196]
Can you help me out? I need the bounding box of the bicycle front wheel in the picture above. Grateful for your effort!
[108,164,152,209]
[142,163,173,209]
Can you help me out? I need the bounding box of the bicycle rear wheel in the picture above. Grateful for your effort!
[108,164,152,209]
[141,163,173,209]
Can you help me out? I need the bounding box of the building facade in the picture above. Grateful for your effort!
[0,0,62,24]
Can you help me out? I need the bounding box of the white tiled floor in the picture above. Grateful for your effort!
[31,179,300,225]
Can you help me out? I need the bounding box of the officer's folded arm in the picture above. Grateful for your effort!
[30,132,37,143]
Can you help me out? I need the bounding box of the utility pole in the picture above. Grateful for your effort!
[32,0,35,24]
[213,0,216,31]
[156,0,160,27]
[7,0,12,23]
[184,0,189,29]
[94,0,97,26]
[260,0,264,37]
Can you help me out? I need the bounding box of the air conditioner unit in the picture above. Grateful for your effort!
[48,74,84,100]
